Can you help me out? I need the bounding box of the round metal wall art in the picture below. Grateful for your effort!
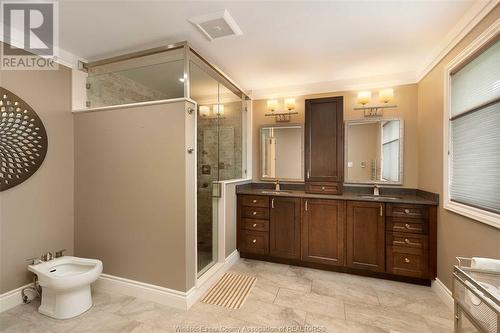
[0,87,48,191]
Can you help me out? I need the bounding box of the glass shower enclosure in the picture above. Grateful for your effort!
[80,42,249,276]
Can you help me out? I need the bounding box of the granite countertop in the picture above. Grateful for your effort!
[236,183,439,205]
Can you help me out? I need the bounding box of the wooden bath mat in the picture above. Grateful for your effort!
[201,272,256,309]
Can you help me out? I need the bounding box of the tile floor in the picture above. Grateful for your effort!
[0,259,454,333]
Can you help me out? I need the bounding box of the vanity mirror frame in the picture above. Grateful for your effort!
[344,118,404,185]
[259,124,304,182]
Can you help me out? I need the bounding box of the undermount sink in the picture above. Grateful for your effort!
[261,190,290,195]
[358,195,402,200]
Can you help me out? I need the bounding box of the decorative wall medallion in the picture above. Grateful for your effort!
[0,87,48,191]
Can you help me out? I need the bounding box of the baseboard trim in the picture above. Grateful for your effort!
[93,250,240,310]
[431,278,454,310]
[93,274,190,310]
[0,283,32,313]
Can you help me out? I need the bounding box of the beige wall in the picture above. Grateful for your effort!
[0,64,74,293]
[417,5,500,289]
[252,84,419,188]
[74,102,195,292]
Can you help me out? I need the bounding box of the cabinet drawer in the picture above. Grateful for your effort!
[386,204,428,219]
[306,182,342,195]
[388,252,428,278]
[242,218,269,232]
[387,232,428,250]
[242,206,269,220]
[239,230,269,254]
[240,195,269,208]
[386,217,428,234]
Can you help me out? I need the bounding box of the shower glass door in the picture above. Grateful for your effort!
[190,55,246,275]
[191,61,219,275]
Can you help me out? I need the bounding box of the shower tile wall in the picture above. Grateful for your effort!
[86,68,168,108]
[197,102,243,260]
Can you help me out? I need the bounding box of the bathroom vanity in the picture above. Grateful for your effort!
[236,186,438,285]
[246,96,438,285]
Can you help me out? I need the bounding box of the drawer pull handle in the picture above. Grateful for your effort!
[404,258,410,263]
[252,239,257,243]
[405,238,410,244]
[252,223,257,227]
[404,209,410,214]
[252,199,257,203]
[405,223,411,229]
[321,186,325,190]
[252,211,257,215]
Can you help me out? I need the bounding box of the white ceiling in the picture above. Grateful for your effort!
[58,0,494,98]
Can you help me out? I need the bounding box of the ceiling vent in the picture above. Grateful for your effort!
[189,10,243,41]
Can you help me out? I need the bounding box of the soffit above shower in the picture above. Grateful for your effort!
[189,10,243,41]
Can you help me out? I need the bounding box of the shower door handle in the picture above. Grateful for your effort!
[212,182,222,198]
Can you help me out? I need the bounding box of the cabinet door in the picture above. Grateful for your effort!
[346,201,385,272]
[270,197,301,259]
[305,97,344,183]
[302,199,345,266]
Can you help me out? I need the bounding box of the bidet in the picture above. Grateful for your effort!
[28,256,102,319]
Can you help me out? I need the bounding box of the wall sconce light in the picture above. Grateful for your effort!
[354,88,397,117]
[213,103,224,117]
[356,91,372,105]
[267,99,278,112]
[199,105,210,117]
[265,98,298,122]
[379,88,394,103]
[284,98,296,111]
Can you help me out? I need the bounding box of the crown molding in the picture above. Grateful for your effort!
[416,0,499,82]
[249,72,416,100]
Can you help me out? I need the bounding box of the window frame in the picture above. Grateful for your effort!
[443,19,500,229]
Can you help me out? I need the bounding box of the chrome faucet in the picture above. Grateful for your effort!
[41,252,54,262]
[373,184,380,196]
[275,180,280,191]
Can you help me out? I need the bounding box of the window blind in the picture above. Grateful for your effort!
[450,103,500,213]
[449,39,500,214]
[451,40,500,118]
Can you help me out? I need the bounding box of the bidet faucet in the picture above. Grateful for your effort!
[373,184,380,196]
[25,257,42,265]
[55,249,67,258]
[41,252,54,262]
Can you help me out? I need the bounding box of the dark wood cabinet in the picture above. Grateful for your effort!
[269,197,301,259]
[305,97,344,194]
[346,201,385,272]
[386,203,433,279]
[237,193,436,285]
[301,199,345,266]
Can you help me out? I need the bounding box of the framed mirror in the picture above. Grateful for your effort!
[260,125,304,182]
[345,119,404,184]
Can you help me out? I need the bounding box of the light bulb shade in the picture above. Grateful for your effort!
[357,91,372,105]
[199,105,210,117]
[379,88,394,103]
[213,104,224,116]
[267,99,278,111]
[284,98,296,111]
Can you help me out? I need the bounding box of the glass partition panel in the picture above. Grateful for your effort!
[218,83,244,181]
[190,54,247,275]
[85,48,185,108]
[191,61,219,275]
